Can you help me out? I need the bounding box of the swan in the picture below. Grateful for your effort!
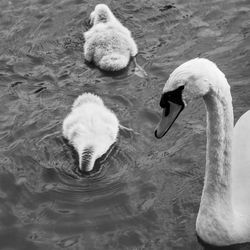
[62,93,119,172]
[83,4,138,71]
[154,58,250,246]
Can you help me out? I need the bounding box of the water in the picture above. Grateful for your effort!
[0,0,250,249]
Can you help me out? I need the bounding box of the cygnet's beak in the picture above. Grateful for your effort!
[88,18,92,26]
[79,147,95,172]
[155,101,184,139]
[88,12,94,26]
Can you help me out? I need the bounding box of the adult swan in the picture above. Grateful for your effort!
[154,58,250,246]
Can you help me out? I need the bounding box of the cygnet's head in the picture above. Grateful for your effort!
[89,4,115,26]
[62,93,119,172]
[154,58,230,138]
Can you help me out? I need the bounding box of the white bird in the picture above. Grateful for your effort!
[154,58,250,246]
[83,4,138,71]
[62,93,119,172]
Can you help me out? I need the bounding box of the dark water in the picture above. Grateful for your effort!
[0,0,250,249]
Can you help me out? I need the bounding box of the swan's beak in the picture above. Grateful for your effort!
[155,101,184,139]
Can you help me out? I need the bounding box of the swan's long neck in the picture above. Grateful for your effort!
[197,83,235,243]
[202,88,234,205]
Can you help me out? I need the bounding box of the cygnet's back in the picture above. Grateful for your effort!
[62,93,119,172]
[84,4,138,71]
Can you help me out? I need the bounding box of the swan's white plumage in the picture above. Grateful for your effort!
[158,58,250,246]
[62,93,119,172]
[232,110,250,216]
[84,4,138,71]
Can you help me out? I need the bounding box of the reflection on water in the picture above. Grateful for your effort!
[0,0,250,249]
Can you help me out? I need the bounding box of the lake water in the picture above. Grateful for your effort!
[0,0,250,249]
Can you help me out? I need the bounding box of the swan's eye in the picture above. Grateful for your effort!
[160,85,185,107]
[159,95,170,116]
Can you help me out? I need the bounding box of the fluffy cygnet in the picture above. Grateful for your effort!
[83,4,138,71]
[62,93,119,172]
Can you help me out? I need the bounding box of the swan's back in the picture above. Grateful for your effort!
[232,110,250,216]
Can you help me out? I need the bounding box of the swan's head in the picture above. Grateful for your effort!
[89,4,114,26]
[154,58,225,138]
[63,93,119,173]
